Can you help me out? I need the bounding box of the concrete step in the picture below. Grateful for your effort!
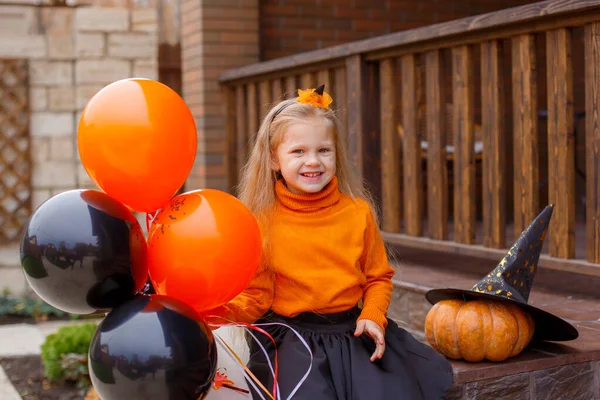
[390,246,600,399]
[0,366,20,400]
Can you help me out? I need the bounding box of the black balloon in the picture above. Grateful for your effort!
[88,295,218,400]
[20,189,148,314]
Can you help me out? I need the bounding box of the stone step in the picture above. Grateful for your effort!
[389,246,600,399]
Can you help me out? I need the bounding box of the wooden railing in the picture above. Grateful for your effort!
[219,0,600,276]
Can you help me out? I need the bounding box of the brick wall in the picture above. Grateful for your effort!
[260,0,540,60]
[181,0,259,191]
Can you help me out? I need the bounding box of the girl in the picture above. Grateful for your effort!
[211,85,453,399]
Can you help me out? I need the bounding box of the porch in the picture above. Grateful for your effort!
[219,0,600,397]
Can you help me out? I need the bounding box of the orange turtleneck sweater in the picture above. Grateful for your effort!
[221,177,395,330]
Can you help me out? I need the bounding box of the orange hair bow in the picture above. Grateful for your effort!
[271,84,334,121]
[296,84,333,110]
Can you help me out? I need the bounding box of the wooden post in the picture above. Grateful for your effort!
[235,85,247,175]
[317,69,332,91]
[452,45,476,244]
[301,72,316,89]
[425,50,448,240]
[271,78,283,103]
[401,54,423,236]
[512,34,539,238]
[380,58,401,233]
[481,40,506,249]
[346,55,366,180]
[224,84,238,192]
[285,76,297,98]
[585,23,600,263]
[247,82,258,147]
[335,67,348,147]
[547,28,575,259]
[259,80,271,122]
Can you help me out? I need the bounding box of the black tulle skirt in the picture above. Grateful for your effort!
[245,307,453,400]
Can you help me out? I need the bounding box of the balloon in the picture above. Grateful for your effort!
[88,294,217,400]
[77,78,197,213]
[148,189,262,313]
[19,189,148,314]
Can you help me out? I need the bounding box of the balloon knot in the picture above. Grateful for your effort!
[212,369,249,394]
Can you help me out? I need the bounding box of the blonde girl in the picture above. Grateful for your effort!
[211,85,452,400]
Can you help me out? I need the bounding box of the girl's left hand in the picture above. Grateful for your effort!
[354,319,385,362]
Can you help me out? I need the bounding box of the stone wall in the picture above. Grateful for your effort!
[446,362,600,399]
[0,3,158,294]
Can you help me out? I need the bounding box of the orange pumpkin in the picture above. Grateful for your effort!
[424,299,535,362]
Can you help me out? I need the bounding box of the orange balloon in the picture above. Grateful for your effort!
[77,78,197,213]
[147,189,262,313]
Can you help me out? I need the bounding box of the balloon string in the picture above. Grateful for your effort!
[210,319,278,399]
[212,369,250,394]
[242,327,281,398]
[209,319,313,400]
[238,322,279,398]
[214,336,268,400]
[214,333,275,400]
[252,322,313,400]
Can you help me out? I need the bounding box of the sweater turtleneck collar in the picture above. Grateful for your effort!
[275,176,341,212]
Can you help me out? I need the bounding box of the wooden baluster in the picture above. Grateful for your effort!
[585,23,600,263]
[272,78,283,103]
[401,54,423,236]
[425,50,448,240]
[346,55,366,179]
[512,34,539,238]
[380,58,401,233]
[259,80,271,122]
[481,40,506,249]
[236,85,248,174]
[452,45,476,244]
[285,75,297,98]
[247,82,258,148]
[301,72,316,89]
[335,67,348,146]
[224,84,237,191]
[365,63,382,203]
[317,69,332,90]
[547,28,575,258]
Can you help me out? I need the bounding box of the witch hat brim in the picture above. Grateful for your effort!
[425,204,578,342]
[425,288,578,341]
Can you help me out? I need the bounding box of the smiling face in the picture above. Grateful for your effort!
[271,120,336,194]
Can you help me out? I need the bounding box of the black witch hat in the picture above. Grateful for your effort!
[426,204,578,341]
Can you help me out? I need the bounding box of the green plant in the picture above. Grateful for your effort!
[60,353,92,392]
[41,323,97,384]
[0,293,68,319]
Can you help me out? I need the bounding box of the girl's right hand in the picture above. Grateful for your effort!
[354,318,386,362]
